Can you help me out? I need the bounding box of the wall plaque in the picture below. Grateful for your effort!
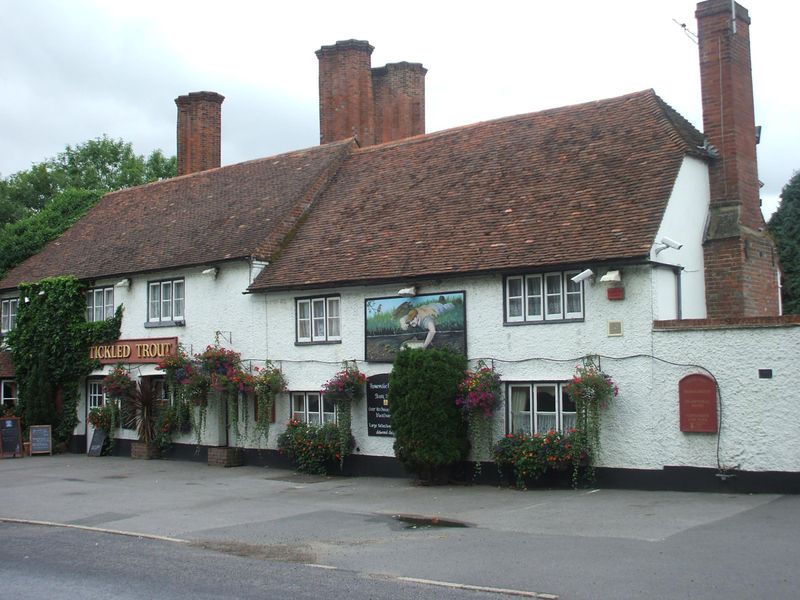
[679,374,718,433]
[366,373,393,437]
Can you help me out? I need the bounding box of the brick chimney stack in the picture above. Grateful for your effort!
[372,62,427,144]
[696,0,780,317]
[317,40,376,146]
[175,91,224,176]
[316,40,426,147]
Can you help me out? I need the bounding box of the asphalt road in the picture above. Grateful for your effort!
[2,455,798,599]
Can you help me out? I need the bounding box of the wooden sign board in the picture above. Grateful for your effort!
[87,428,107,456]
[679,374,718,433]
[1,416,23,458]
[29,425,52,455]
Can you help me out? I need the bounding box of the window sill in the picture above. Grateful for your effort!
[294,340,342,346]
[144,320,186,329]
[503,317,584,326]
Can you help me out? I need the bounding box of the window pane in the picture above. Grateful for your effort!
[85,293,93,322]
[536,385,556,412]
[149,284,160,321]
[161,282,172,321]
[292,394,306,421]
[94,289,104,322]
[561,387,576,413]
[565,274,582,316]
[507,277,523,319]
[104,288,114,319]
[323,397,335,414]
[327,298,341,338]
[173,281,185,319]
[297,300,311,340]
[312,299,326,339]
[510,386,531,434]
[526,275,543,319]
[545,274,562,317]
[307,393,320,414]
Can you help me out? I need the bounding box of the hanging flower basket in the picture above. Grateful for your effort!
[321,363,366,468]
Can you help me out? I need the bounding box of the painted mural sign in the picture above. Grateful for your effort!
[364,291,466,362]
[367,373,392,437]
[679,373,718,433]
[88,337,178,364]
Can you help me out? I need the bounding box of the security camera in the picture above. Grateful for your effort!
[571,269,594,283]
[654,236,683,255]
[660,237,683,250]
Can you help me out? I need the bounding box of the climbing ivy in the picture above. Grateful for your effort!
[7,276,122,444]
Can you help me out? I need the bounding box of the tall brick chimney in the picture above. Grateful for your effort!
[316,40,426,147]
[175,91,224,176]
[372,62,427,144]
[696,0,780,317]
[316,40,376,146]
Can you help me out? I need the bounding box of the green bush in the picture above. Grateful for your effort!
[277,420,351,475]
[388,347,469,482]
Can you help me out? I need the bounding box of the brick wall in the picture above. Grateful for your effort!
[175,91,224,176]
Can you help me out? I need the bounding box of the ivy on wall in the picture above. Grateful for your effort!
[7,275,122,444]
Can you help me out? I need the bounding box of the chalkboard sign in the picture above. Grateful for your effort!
[366,373,393,437]
[1,416,23,458]
[29,425,52,455]
[87,428,107,457]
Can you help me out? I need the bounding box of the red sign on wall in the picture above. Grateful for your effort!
[88,337,178,365]
[679,374,718,433]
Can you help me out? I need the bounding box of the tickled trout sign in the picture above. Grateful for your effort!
[89,337,178,364]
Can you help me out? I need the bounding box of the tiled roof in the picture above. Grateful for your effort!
[0,351,14,378]
[250,90,708,291]
[0,140,355,291]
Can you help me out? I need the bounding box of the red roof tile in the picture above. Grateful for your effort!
[250,90,708,291]
[0,140,355,290]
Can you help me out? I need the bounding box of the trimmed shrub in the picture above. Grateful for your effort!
[388,347,469,482]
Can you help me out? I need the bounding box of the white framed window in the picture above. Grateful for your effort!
[508,382,576,434]
[505,271,583,323]
[87,380,107,411]
[86,287,114,322]
[1,298,18,333]
[1,380,17,408]
[147,279,185,323]
[296,295,341,343]
[291,392,336,425]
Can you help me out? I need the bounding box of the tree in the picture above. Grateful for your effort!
[768,171,800,314]
[0,136,176,276]
[388,347,470,483]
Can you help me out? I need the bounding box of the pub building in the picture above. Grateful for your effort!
[0,2,798,491]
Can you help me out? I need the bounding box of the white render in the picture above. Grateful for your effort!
[77,260,268,447]
[650,156,711,319]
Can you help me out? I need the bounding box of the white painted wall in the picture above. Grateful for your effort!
[257,266,661,460]
[77,260,268,447]
[650,156,710,319]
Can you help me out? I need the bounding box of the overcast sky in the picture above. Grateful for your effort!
[1,0,796,219]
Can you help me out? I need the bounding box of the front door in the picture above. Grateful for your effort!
[86,380,107,453]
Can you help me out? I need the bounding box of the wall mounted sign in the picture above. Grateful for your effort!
[88,337,178,364]
[0,416,23,458]
[365,292,466,362]
[679,374,718,433]
[366,373,393,437]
